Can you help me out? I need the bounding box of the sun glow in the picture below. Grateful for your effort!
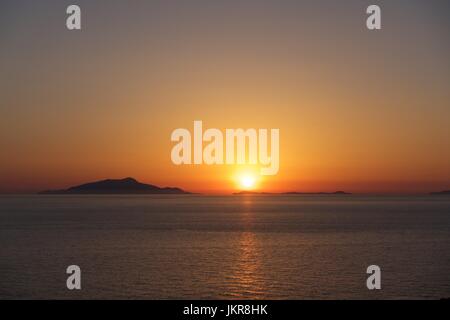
[233,167,262,191]
[241,176,255,188]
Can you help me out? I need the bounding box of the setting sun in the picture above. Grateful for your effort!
[239,175,257,189]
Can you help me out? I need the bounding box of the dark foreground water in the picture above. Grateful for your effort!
[0,195,449,299]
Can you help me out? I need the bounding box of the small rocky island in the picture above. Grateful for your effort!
[39,177,189,195]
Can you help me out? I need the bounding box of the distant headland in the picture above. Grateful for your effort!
[233,191,351,195]
[430,190,450,195]
[39,177,190,195]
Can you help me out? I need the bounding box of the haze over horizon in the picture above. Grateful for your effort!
[1,0,449,194]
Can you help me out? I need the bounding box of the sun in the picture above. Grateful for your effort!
[233,167,261,191]
[239,174,256,189]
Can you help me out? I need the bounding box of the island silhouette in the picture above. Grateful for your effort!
[37,178,448,196]
[39,177,190,195]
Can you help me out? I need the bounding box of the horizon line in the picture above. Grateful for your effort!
[1,177,448,196]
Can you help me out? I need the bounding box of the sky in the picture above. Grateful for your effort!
[0,0,449,194]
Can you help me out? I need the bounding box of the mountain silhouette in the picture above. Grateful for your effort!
[39,177,189,195]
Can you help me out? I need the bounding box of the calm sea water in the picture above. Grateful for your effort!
[0,195,449,299]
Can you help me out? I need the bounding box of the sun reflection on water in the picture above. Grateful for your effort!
[227,200,267,299]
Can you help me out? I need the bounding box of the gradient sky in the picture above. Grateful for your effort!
[1,0,449,193]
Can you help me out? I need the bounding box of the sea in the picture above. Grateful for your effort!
[0,195,449,299]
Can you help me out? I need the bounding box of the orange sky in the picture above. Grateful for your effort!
[0,1,449,194]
